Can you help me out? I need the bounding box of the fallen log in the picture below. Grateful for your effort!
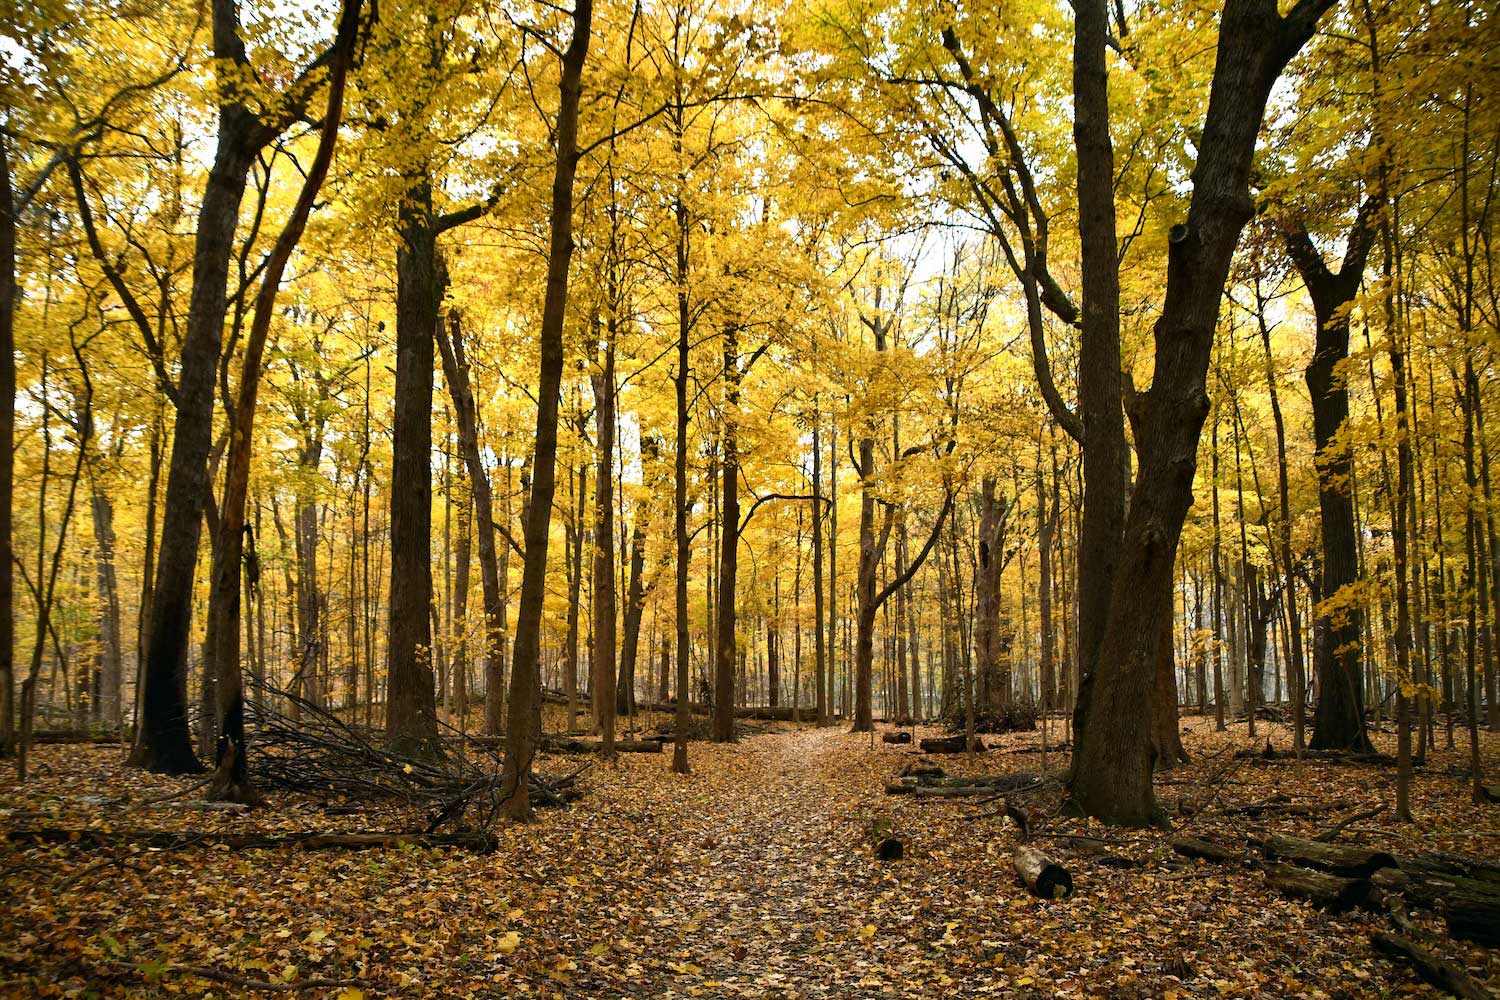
[1373,867,1500,915]
[4,828,498,853]
[886,772,1047,796]
[1171,835,1244,865]
[1013,846,1072,899]
[900,763,944,778]
[919,734,986,754]
[882,732,912,745]
[25,730,129,745]
[1401,850,1500,887]
[1372,932,1494,1000]
[912,785,992,798]
[1446,892,1500,947]
[466,734,660,754]
[1263,861,1369,911]
[1264,833,1396,878]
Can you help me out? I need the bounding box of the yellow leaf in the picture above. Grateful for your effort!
[496,931,521,955]
[858,924,876,941]
[337,990,365,1000]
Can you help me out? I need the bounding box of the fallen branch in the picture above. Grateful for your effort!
[1371,932,1494,1000]
[1312,804,1386,843]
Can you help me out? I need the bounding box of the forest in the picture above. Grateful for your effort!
[2,0,1499,996]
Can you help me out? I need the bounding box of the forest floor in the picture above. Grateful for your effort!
[1,715,1497,999]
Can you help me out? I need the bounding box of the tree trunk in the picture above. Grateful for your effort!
[1284,197,1379,753]
[0,134,13,756]
[712,325,741,742]
[503,0,592,816]
[436,312,506,740]
[591,339,618,756]
[671,191,692,775]
[88,484,123,727]
[812,411,827,726]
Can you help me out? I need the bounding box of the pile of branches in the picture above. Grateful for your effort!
[246,682,583,832]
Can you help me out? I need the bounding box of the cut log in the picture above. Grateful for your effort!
[919,735,986,754]
[1171,835,1244,865]
[1263,862,1370,911]
[1264,833,1396,877]
[1013,846,1072,899]
[1371,932,1494,1000]
[882,731,912,745]
[900,763,944,778]
[4,828,498,853]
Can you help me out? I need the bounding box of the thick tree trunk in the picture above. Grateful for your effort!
[1069,0,1128,741]
[853,428,880,733]
[135,105,260,776]
[503,0,592,816]
[1069,0,1333,825]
